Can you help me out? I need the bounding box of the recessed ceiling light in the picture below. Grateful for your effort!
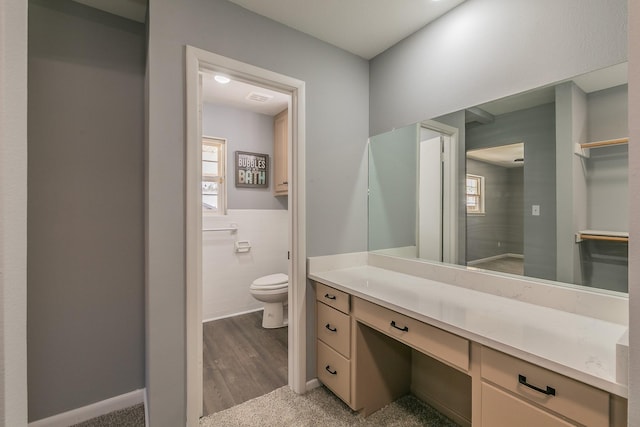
[214,75,231,84]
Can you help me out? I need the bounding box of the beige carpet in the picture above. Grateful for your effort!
[71,403,145,427]
[200,385,460,426]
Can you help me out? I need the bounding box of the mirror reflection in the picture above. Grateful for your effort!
[368,63,628,294]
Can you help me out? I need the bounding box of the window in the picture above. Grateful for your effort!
[466,174,485,214]
[202,137,226,214]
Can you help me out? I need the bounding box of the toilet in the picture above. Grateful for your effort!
[250,273,288,328]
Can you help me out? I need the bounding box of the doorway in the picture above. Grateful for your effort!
[199,75,290,415]
[185,46,307,424]
[466,143,525,276]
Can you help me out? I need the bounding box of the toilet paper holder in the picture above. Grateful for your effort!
[234,240,251,253]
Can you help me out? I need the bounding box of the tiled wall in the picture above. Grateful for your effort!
[202,209,288,321]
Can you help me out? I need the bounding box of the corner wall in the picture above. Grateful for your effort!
[27,1,146,421]
[147,0,369,424]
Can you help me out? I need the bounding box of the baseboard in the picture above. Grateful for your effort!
[306,378,321,392]
[29,389,145,427]
[202,307,263,323]
[144,388,150,427]
[467,252,523,265]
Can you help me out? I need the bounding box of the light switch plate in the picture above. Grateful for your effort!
[532,205,540,216]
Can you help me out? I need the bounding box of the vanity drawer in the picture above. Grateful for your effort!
[317,339,351,404]
[317,301,351,358]
[352,297,469,371]
[315,282,350,314]
[482,382,574,427]
[481,346,609,427]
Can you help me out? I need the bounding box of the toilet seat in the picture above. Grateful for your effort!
[251,273,288,290]
[250,273,289,328]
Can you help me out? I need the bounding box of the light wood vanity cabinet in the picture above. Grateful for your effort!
[273,109,288,196]
[315,283,353,406]
[481,346,610,427]
[313,280,625,426]
[353,297,469,372]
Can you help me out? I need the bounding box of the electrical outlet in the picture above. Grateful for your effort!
[498,241,501,247]
[532,205,540,216]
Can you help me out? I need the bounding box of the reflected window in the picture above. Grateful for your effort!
[202,137,226,214]
[466,174,485,214]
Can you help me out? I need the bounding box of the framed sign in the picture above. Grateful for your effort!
[235,151,269,188]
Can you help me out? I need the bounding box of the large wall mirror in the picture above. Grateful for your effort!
[369,62,628,294]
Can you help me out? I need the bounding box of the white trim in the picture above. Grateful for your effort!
[202,307,263,324]
[185,46,307,427]
[467,253,524,265]
[305,378,321,391]
[28,389,145,427]
[1,0,29,425]
[420,120,459,264]
[185,46,204,422]
[144,389,149,427]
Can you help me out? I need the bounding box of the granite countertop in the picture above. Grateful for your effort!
[309,264,628,398]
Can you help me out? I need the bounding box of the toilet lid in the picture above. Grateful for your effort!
[252,273,288,287]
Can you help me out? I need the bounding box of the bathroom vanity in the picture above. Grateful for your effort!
[309,253,628,426]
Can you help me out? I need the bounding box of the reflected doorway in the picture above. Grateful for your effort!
[466,143,525,276]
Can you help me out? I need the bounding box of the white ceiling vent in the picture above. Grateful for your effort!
[246,92,274,103]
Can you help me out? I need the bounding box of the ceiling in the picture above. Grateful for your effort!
[225,0,467,59]
[72,0,146,23]
[77,0,466,113]
[467,143,525,168]
[73,0,466,59]
[75,0,627,117]
[201,73,290,116]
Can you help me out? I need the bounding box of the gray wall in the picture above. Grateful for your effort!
[466,160,523,261]
[28,1,145,421]
[368,124,418,250]
[466,103,556,280]
[581,84,628,291]
[147,0,369,424]
[369,0,627,136]
[202,103,287,210]
[586,85,628,231]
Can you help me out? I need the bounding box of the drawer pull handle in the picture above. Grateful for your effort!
[325,324,337,332]
[324,293,337,300]
[325,365,337,375]
[390,320,409,332]
[518,374,556,396]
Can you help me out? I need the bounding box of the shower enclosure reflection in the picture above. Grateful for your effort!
[368,63,629,293]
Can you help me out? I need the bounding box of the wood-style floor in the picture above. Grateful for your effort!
[202,310,288,416]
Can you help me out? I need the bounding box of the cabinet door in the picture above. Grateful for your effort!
[273,109,288,196]
[482,383,574,427]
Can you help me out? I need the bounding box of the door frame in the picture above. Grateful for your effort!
[185,46,307,425]
[420,120,459,264]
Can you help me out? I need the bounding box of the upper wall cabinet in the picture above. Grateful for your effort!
[273,109,288,196]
